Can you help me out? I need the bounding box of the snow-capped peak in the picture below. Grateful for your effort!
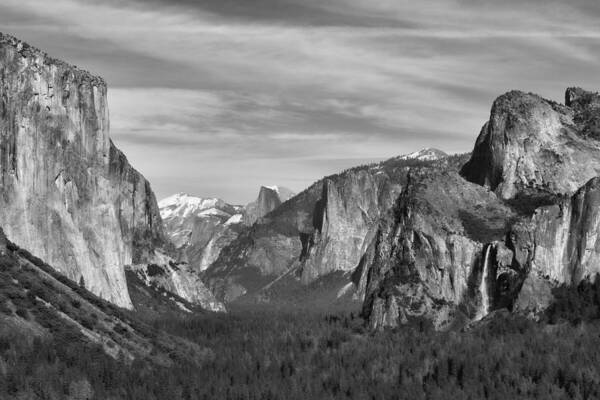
[398,148,447,161]
[159,193,235,221]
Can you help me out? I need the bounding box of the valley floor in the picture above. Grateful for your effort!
[1,298,600,400]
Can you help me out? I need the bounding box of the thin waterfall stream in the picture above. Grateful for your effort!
[475,244,492,320]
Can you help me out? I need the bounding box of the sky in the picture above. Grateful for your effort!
[1,1,600,203]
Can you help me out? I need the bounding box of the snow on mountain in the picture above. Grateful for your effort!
[397,148,448,161]
[159,193,241,250]
[225,214,243,225]
[158,193,245,273]
[159,193,237,221]
[159,185,294,273]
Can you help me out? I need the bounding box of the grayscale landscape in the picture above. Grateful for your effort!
[1,1,600,399]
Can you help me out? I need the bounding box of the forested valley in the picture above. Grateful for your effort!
[2,277,600,400]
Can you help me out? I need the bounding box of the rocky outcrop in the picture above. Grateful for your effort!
[360,169,516,329]
[243,185,294,226]
[204,151,453,304]
[461,89,600,202]
[127,253,226,313]
[0,32,169,309]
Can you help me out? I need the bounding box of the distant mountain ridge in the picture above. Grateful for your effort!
[159,185,294,275]
[159,193,243,251]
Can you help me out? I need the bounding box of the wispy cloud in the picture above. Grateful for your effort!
[1,0,600,202]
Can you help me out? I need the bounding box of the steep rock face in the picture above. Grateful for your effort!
[108,144,167,265]
[0,33,166,308]
[360,169,516,329]
[461,89,600,201]
[299,171,399,283]
[204,151,453,304]
[508,177,600,315]
[244,185,294,226]
[159,193,243,272]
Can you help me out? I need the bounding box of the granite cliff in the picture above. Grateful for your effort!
[461,88,600,202]
[0,32,223,311]
[244,185,294,226]
[362,88,600,329]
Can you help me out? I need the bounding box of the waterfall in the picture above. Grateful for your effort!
[475,244,493,321]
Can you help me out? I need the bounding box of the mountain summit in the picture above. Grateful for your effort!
[397,148,448,161]
[461,89,600,201]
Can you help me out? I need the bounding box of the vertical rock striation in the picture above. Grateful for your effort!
[0,33,166,308]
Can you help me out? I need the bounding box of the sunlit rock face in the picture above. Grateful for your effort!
[299,171,400,283]
[0,33,166,309]
[204,151,451,304]
[461,89,600,201]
